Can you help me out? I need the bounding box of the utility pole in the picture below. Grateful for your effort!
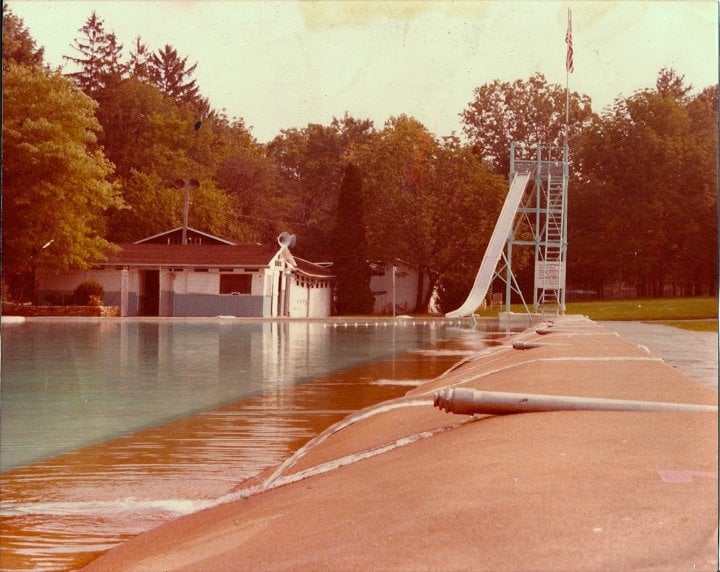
[172,178,200,244]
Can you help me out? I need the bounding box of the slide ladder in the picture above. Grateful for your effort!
[445,171,532,318]
[535,173,565,313]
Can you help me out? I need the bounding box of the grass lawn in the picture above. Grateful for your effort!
[653,320,718,332]
[475,297,718,322]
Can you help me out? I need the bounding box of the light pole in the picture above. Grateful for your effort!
[392,264,397,318]
[30,239,54,304]
[172,178,200,245]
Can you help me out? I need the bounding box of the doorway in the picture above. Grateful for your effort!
[139,270,160,316]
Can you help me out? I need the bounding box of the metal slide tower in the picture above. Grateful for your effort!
[500,142,569,315]
[444,141,569,319]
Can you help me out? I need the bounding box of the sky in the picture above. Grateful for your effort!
[10,0,719,143]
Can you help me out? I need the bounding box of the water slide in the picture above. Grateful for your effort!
[445,171,532,318]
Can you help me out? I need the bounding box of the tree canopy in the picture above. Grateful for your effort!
[570,71,717,296]
[362,116,507,311]
[64,11,127,98]
[148,44,203,111]
[2,4,44,70]
[462,73,595,174]
[2,63,123,275]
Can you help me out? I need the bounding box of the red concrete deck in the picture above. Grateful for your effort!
[83,316,718,571]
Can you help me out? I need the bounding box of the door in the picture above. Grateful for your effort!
[139,270,160,316]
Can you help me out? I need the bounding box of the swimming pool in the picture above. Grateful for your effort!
[0,317,489,472]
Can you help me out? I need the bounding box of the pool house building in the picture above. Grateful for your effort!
[37,228,335,318]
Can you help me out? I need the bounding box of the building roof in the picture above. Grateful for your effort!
[99,243,335,278]
[135,227,238,246]
[100,244,280,268]
[294,257,335,278]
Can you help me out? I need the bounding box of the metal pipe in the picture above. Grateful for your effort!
[513,341,542,350]
[433,387,717,416]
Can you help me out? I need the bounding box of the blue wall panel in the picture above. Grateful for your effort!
[173,294,266,317]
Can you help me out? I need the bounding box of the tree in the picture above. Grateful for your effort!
[267,123,347,258]
[2,63,122,298]
[148,44,201,108]
[656,67,693,101]
[128,35,152,81]
[425,136,508,312]
[570,70,717,297]
[332,163,375,314]
[332,113,377,162]
[97,78,194,175]
[215,132,290,244]
[461,73,594,174]
[361,115,438,310]
[106,170,231,242]
[2,4,44,70]
[64,11,127,98]
[675,84,718,294]
[360,116,507,312]
[94,77,176,177]
[94,78,243,242]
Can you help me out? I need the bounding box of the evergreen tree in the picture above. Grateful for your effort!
[101,32,127,89]
[128,35,151,81]
[148,44,201,107]
[64,11,127,97]
[2,4,45,70]
[332,163,375,315]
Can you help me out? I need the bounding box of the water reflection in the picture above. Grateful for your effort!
[1,319,479,472]
[0,318,492,571]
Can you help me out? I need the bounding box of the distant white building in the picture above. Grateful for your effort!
[369,259,433,315]
[37,228,335,318]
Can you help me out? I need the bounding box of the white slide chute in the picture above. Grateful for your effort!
[445,172,532,318]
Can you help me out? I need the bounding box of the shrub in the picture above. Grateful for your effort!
[74,280,104,305]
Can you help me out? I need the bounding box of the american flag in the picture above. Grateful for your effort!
[566,8,574,73]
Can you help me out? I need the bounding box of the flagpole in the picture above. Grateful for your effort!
[565,66,569,149]
[565,7,572,150]
[561,7,572,314]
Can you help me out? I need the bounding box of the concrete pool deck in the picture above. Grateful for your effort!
[83,316,718,571]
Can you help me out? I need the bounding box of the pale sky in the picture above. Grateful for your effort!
[10,0,719,143]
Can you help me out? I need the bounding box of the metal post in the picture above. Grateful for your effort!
[173,178,200,245]
[506,143,515,314]
[120,267,129,317]
[392,265,397,318]
[505,240,512,313]
[182,185,190,245]
[509,142,515,180]
[560,143,569,313]
[534,144,542,312]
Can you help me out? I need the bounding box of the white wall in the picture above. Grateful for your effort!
[308,283,333,318]
[287,275,332,318]
[250,272,265,296]
[288,280,308,317]
[185,271,219,294]
[370,263,426,314]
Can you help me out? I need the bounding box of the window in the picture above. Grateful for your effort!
[220,274,252,294]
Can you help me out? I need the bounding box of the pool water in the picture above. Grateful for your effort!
[0,317,498,571]
[1,318,490,472]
